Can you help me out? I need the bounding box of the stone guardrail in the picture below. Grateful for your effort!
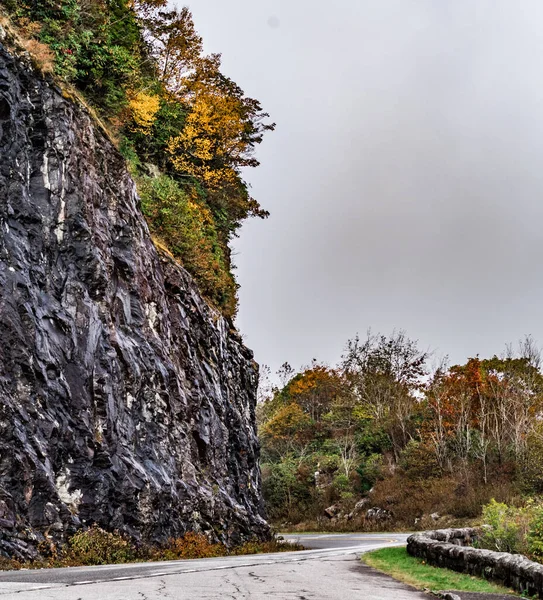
[407,528,543,597]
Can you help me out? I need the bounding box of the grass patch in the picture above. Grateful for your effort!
[363,546,516,595]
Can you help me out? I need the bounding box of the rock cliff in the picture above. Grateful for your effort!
[0,42,268,560]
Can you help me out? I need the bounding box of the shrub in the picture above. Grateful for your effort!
[21,38,55,73]
[0,532,302,570]
[448,479,516,519]
[65,525,136,565]
[369,473,454,526]
[399,440,441,480]
[138,174,238,316]
[357,453,386,492]
[157,533,226,560]
[129,92,161,133]
[332,473,350,493]
[478,500,525,553]
[526,504,543,561]
[261,459,313,522]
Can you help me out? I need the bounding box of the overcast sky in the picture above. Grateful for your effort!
[186,0,543,377]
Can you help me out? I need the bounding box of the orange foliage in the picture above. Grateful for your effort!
[287,365,343,422]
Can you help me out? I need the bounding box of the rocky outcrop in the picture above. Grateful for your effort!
[408,529,543,598]
[0,42,268,560]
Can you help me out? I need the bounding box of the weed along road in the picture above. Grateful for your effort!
[0,533,427,599]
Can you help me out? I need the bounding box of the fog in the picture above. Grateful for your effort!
[186,0,543,376]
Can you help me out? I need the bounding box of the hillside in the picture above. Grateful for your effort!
[259,332,543,531]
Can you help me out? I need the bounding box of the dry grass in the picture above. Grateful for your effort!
[368,472,519,529]
[0,528,304,571]
[21,38,55,73]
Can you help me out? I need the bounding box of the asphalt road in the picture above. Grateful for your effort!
[0,532,426,599]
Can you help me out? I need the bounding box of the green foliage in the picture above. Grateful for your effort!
[261,459,315,522]
[526,505,543,561]
[479,500,524,553]
[129,98,187,170]
[138,173,238,316]
[8,0,143,113]
[399,440,441,481]
[357,453,385,492]
[476,499,543,563]
[332,473,350,494]
[2,0,274,318]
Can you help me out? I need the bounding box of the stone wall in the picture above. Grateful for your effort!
[407,529,543,597]
[0,41,269,560]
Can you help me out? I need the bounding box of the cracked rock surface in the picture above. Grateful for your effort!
[0,43,268,559]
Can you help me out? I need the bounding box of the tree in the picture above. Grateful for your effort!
[167,62,274,234]
[259,403,313,459]
[141,6,203,94]
[422,342,543,482]
[286,365,344,422]
[342,331,429,459]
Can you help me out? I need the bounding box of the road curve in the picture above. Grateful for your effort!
[0,533,425,599]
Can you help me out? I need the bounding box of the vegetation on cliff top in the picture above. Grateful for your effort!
[2,0,274,317]
[258,332,543,531]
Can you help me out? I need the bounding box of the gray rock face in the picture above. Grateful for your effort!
[0,44,269,559]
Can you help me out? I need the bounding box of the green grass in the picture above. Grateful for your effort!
[363,546,517,595]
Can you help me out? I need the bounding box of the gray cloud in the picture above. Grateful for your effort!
[186,0,543,375]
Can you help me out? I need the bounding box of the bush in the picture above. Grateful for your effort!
[478,500,525,553]
[0,530,302,570]
[368,473,454,526]
[156,533,226,560]
[526,504,543,561]
[66,525,136,565]
[399,440,441,480]
[138,174,237,316]
[332,473,350,493]
[261,460,313,522]
[448,479,516,519]
[357,453,386,492]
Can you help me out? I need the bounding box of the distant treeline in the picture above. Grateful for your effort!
[258,332,543,529]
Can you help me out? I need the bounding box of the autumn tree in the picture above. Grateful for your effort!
[286,364,344,422]
[260,403,313,460]
[422,341,543,483]
[140,6,203,94]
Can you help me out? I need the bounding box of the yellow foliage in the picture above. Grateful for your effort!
[287,366,344,422]
[288,366,341,399]
[167,91,245,189]
[129,91,160,132]
[261,403,311,442]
